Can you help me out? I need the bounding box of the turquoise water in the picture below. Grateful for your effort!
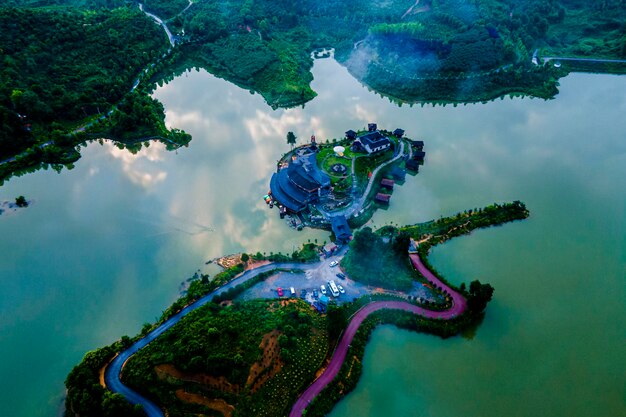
[328,71,626,416]
[0,57,624,416]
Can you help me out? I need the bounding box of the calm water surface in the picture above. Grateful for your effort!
[0,58,624,416]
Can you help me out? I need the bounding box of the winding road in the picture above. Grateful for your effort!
[139,3,177,47]
[104,249,467,417]
[104,262,318,417]
[542,56,626,65]
[288,253,466,417]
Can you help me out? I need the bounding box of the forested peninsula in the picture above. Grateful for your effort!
[2,0,625,183]
[65,202,529,417]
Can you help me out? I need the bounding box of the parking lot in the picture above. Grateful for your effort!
[236,256,371,305]
[234,254,444,307]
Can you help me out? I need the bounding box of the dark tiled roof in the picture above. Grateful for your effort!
[375,193,391,203]
[406,159,420,171]
[359,131,391,148]
[270,172,307,212]
[288,163,319,191]
[391,166,406,180]
[331,215,352,242]
[270,153,330,213]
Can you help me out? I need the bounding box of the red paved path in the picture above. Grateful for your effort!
[289,254,466,417]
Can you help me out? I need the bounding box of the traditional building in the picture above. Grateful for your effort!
[375,193,391,204]
[330,215,352,244]
[359,131,391,154]
[270,151,331,213]
[345,129,357,141]
[406,159,420,172]
[393,128,405,138]
[390,166,406,182]
[409,139,424,150]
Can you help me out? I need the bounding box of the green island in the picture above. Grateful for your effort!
[265,124,424,240]
[2,0,625,184]
[65,201,529,417]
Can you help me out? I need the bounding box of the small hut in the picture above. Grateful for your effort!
[380,178,395,190]
[406,159,420,172]
[390,166,406,182]
[393,128,405,138]
[375,193,391,204]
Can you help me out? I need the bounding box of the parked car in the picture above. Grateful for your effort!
[312,288,319,299]
[276,287,284,297]
[290,287,296,297]
[300,289,307,299]
[336,273,346,280]
[337,284,345,294]
[329,260,338,267]
[320,284,327,295]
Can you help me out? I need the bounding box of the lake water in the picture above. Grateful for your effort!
[0,58,624,417]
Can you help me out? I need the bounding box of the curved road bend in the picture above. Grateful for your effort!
[104,261,316,417]
[289,254,466,417]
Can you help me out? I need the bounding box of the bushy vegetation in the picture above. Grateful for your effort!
[0,3,193,183]
[158,263,245,323]
[341,227,416,291]
[402,200,530,246]
[0,6,167,158]
[65,344,144,417]
[251,242,321,264]
[122,299,328,417]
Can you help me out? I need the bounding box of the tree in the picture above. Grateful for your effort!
[286,131,297,149]
[352,226,378,253]
[467,280,494,312]
[392,231,410,254]
[241,253,250,264]
[15,196,28,207]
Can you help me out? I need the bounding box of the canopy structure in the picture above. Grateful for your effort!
[333,145,345,157]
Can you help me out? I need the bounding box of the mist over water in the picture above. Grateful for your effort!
[0,56,624,417]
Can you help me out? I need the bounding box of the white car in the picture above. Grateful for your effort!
[320,284,327,295]
[337,284,345,294]
[329,260,338,267]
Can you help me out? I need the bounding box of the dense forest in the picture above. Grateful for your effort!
[1,0,625,182]
[122,299,329,417]
[0,1,191,183]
